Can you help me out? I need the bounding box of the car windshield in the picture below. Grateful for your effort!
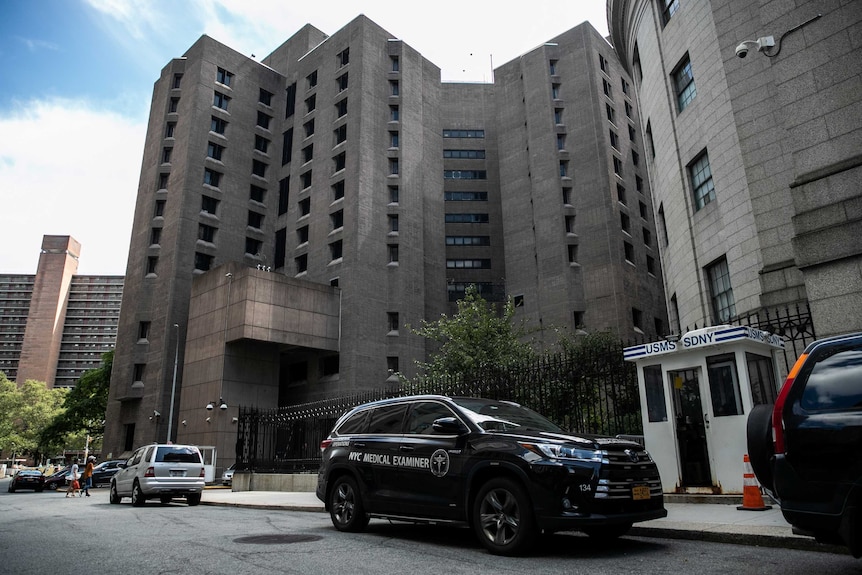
[451,398,565,433]
[155,446,201,463]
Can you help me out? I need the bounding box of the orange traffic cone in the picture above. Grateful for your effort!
[737,454,772,511]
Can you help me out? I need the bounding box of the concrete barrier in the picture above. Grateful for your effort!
[232,472,317,492]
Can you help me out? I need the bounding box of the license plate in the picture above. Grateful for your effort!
[632,485,650,500]
[170,470,185,477]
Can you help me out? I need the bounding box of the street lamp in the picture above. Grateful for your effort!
[166,323,180,442]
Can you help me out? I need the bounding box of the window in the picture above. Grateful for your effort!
[150,228,161,245]
[259,88,273,106]
[707,354,743,416]
[194,252,213,272]
[296,225,309,244]
[603,78,612,97]
[644,365,668,422]
[443,129,485,138]
[278,177,289,215]
[389,106,399,121]
[554,108,563,124]
[298,197,310,216]
[670,293,680,335]
[706,257,736,322]
[444,170,487,179]
[549,59,558,75]
[446,259,491,269]
[636,175,644,194]
[207,142,224,161]
[609,130,619,149]
[446,236,490,246]
[165,122,176,138]
[613,156,623,176]
[133,363,145,383]
[169,97,179,113]
[172,74,182,89]
[304,119,315,138]
[620,212,631,233]
[658,203,668,246]
[216,67,233,86]
[337,47,349,67]
[285,82,296,118]
[331,210,344,230]
[625,101,633,119]
[306,70,318,89]
[138,321,151,341]
[647,254,656,275]
[689,151,715,209]
[552,84,561,99]
[639,200,648,219]
[257,111,272,130]
[643,227,652,246]
[557,134,566,150]
[336,73,348,92]
[248,211,263,229]
[559,162,568,178]
[390,131,399,148]
[204,168,222,187]
[333,152,346,172]
[245,237,262,256]
[389,185,399,204]
[388,244,399,263]
[201,195,218,215]
[210,116,227,134]
[567,244,578,263]
[295,253,307,274]
[445,213,489,223]
[390,81,399,96]
[617,184,627,204]
[336,98,348,118]
[333,180,345,201]
[645,121,655,159]
[252,160,267,178]
[624,241,634,263]
[388,214,399,233]
[660,0,680,27]
[622,78,630,95]
[329,240,343,261]
[629,124,636,142]
[599,54,608,72]
[282,129,293,165]
[606,104,616,123]
[387,312,399,333]
[250,185,265,203]
[632,307,644,330]
[444,191,488,201]
[300,171,312,189]
[562,187,572,205]
[335,124,347,145]
[158,173,169,189]
[673,55,696,112]
[320,355,339,377]
[565,215,576,233]
[302,144,313,164]
[632,150,640,166]
[213,91,230,110]
[198,223,216,243]
[275,228,286,268]
[389,158,399,175]
[146,256,158,275]
[748,353,779,405]
[391,56,399,71]
[255,135,270,153]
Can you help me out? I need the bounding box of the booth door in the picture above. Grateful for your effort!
[668,368,712,487]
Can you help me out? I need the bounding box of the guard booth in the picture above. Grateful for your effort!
[624,325,784,494]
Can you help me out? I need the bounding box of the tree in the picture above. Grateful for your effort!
[0,372,67,462]
[39,350,112,454]
[409,285,537,384]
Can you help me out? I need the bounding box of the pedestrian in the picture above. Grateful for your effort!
[65,459,80,497]
[81,456,95,497]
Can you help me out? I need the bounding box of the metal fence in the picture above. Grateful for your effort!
[236,340,640,473]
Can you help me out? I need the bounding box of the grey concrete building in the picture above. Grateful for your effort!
[0,235,123,387]
[103,16,667,466]
[608,0,862,339]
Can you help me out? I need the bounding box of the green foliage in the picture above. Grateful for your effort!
[0,372,67,460]
[409,285,537,383]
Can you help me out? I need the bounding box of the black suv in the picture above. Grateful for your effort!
[317,395,666,555]
[747,332,862,557]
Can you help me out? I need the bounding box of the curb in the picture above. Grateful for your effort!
[629,525,848,555]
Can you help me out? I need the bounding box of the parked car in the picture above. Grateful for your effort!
[317,395,666,555]
[44,466,74,490]
[221,463,235,486]
[110,444,205,506]
[90,460,125,487]
[747,332,862,558]
[8,469,45,492]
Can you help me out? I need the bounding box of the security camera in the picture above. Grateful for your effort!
[153,410,161,417]
[735,36,775,58]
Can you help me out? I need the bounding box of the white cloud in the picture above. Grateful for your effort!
[0,99,145,275]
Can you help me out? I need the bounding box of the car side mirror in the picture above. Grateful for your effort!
[432,417,467,435]
[118,463,127,469]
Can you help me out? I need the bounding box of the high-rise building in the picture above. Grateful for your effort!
[0,235,123,387]
[103,16,666,461]
[608,0,862,340]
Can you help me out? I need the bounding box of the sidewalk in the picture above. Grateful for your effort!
[200,488,848,555]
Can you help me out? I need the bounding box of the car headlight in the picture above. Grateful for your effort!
[520,442,602,462]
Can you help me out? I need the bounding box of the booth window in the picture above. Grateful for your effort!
[643,365,668,422]
[707,353,743,416]
[746,353,778,405]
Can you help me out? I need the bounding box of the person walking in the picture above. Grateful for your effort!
[81,456,95,497]
[65,459,80,497]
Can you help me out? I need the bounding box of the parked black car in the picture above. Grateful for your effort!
[8,469,45,492]
[44,466,73,491]
[90,460,125,487]
[317,395,666,555]
[747,332,862,557]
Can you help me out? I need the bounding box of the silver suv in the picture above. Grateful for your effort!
[109,444,205,507]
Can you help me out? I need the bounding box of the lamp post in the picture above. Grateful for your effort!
[166,323,179,443]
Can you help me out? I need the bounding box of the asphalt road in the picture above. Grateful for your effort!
[1,479,859,575]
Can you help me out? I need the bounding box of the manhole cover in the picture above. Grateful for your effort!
[234,534,323,545]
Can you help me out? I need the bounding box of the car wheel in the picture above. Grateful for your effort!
[109,482,121,504]
[746,403,775,492]
[131,481,146,507]
[7,485,14,493]
[473,477,537,556]
[47,482,59,491]
[160,496,172,504]
[581,522,632,540]
[328,476,369,532]
[187,493,202,506]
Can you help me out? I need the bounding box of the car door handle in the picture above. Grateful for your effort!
[399,446,414,452]
[354,442,366,448]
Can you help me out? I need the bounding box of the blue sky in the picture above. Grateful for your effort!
[0,0,609,275]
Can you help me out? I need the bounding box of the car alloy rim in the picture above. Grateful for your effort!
[333,482,356,525]
[479,488,520,546]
